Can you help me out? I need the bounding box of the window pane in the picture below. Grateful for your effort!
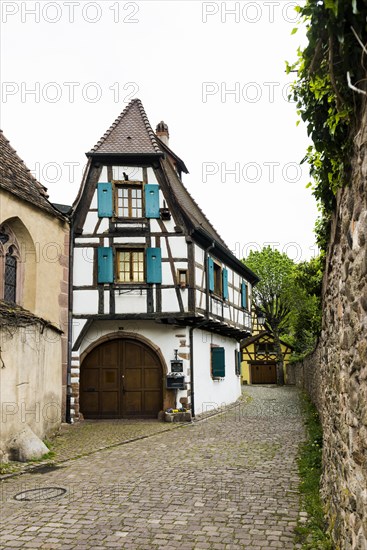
[4,251,17,303]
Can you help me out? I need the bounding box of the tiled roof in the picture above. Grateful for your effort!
[161,157,228,249]
[88,99,162,156]
[0,130,65,219]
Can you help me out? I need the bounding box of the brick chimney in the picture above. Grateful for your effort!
[156,121,169,146]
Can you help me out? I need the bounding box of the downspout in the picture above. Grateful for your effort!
[189,241,215,418]
[66,219,74,424]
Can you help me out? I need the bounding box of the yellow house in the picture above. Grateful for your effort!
[241,328,293,385]
[0,130,69,460]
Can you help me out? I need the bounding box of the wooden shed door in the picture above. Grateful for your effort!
[80,339,163,419]
[251,363,277,384]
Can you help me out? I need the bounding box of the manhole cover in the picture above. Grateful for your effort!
[14,487,66,501]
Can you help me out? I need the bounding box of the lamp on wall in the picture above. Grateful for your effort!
[256,308,266,327]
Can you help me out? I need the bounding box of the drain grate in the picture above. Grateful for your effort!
[14,487,66,501]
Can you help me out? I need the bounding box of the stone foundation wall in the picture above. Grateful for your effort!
[289,100,367,548]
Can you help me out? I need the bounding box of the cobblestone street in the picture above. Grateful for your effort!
[0,387,305,549]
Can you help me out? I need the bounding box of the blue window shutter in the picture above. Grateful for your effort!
[97,182,113,218]
[146,248,162,283]
[241,282,248,309]
[145,184,160,218]
[98,247,113,283]
[208,257,214,292]
[222,268,228,300]
[211,347,225,378]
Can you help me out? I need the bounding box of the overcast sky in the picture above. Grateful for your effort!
[1,0,317,262]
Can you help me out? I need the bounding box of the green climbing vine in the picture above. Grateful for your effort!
[287,0,367,252]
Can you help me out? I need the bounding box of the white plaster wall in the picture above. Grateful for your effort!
[73,290,99,314]
[113,166,143,180]
[98,167,108,182]
[195,245,205,265]
[159,238,167,257]
[98,218,109,233]
[169,237,188,258]
[146,167,158,183]
[90,189,98,209]
[73,248,94,286]
[72,318,89,348]
[0,325,63,448]
[115,292,146,314]
[104,291,110,314]
[192,330,241,416]
[114,237,146,244]
[161,288,179,312]
[161,263,174,285]
[83,211,99,234]
[75,238,99,245]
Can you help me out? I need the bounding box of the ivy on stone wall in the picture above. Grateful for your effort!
[287,0,367,251]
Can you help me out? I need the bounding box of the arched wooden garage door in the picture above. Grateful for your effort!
[80,339,163,419]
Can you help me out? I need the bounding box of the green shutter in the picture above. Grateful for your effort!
[145,184,160,218]
[241,282,248,309]
[146,248,162,283]
[211,347,225,378]
[97,182,113,218]
[98,247,113,283]
[235,350,242,376]
[222,268,228,300]
[208,257,214,292]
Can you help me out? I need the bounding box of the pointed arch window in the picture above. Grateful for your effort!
[0,225,21,304]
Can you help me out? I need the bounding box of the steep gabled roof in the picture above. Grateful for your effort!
[88,99,162,156]
[161,156,227,248]
[0,130,66,220]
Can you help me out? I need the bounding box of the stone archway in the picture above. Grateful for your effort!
[79,336,165,419]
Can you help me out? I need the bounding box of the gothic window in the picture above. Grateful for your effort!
[0,225,21,304]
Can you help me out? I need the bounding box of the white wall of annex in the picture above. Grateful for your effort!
[192,330,241,416]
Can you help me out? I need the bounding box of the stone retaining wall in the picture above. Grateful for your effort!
[288,99,367,549]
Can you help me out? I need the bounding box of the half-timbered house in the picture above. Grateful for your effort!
[241,330,293,384]
[70,99,258,420]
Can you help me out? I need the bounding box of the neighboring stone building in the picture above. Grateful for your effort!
[0,130,69,460]
[70,99,259,421]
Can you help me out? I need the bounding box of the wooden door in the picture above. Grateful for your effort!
[251,363,277,384]
[80,339,163,419]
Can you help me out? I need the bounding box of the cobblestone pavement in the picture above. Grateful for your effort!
[0,386,305,549]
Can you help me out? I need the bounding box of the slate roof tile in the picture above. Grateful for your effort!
[89,99,161,156]
[0,130,65,219]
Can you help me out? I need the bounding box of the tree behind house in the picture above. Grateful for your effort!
[243,246,300,385]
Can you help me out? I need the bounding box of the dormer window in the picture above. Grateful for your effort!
[114,181,143,218]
